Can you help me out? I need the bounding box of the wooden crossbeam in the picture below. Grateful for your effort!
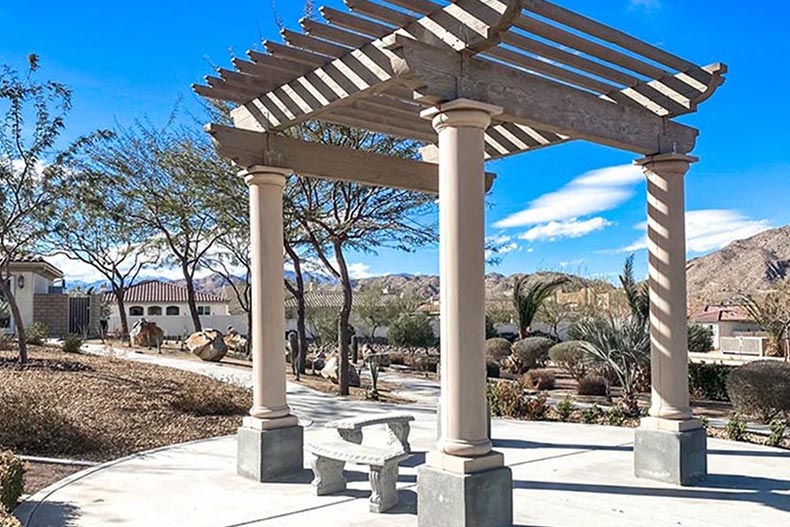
[205,124,495,194]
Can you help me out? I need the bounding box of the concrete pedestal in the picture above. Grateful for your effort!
[418,451,512,527]
[634,419,707,486]
[237,419,304,482]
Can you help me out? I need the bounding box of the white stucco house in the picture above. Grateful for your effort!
[689,304,765,354]
[105,280,247,337]
[1,255,67,334]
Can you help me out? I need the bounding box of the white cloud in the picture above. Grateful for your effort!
[560,259,585,268]
[519,217,613,242]
[619,209,772,254]
[494,164,642,229]
[347,263,374,279]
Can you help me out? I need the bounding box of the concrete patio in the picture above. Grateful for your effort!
[15,410,790,527]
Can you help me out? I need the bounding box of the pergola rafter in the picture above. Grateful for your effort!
[194,0,725,160]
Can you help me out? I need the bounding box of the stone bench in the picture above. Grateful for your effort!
[306,440,410,513]
[327,413,415,453]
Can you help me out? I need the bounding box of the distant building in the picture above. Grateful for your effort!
[105,280,246,337]
[689,304,765,354]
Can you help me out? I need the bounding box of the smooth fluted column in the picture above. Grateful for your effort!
[244,166,295,425]
[422,99,502,458]
[637,153,697,422]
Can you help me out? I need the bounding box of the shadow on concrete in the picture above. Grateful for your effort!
[513,474,790,513]
[493,438,632,452]
[401,451,426,467]
[709,448,790,459]
[389,489,417,516]
[17,501,81,527]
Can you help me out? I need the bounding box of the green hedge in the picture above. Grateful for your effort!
[688,362,732,402]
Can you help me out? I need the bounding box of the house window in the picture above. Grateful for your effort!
[147,306,162,316]
[129,306,144,316]
[197,305,211,316]
[166,306,180,316]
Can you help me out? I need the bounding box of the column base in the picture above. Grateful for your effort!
[634,418,707,486]
[237,417,304,482]
[418,451,512,527]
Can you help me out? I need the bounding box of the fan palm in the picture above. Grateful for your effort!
[512,275,570,339]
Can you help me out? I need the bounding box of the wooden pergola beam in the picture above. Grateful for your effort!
[205,124,495,194]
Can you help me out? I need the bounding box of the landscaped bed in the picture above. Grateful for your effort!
[0,346,251,493]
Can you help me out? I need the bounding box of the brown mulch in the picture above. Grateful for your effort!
[22,462,85,495]
[0,347,250,463]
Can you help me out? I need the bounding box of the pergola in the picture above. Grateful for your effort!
[195,1,725,525]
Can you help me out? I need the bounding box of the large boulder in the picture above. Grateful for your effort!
[320,352,361,387]
[187,329,228,362]
[129,318,165,351]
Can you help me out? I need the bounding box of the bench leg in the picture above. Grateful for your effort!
[388,422,411,454]
[310,454,346,496]
[369,461,399,513]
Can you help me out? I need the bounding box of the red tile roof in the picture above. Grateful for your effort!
[689,305,753,323]
[106,280,227,304]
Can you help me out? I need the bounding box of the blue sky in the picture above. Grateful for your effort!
[1,0,788,283]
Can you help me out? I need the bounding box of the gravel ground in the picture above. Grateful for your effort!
[0,347,250,463]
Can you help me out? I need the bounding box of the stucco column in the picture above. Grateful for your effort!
[634,153,706,486]
[243,166,295,425]
[422,99,502,458]
[637,153,697,422]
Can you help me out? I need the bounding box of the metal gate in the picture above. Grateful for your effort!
[69,296,90,335]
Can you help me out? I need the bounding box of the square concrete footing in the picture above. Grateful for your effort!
[417,461,513,527]
[237,421,304,482]
[634,420,707,486]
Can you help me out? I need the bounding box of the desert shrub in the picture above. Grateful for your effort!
[606,405,626,427]
[388,353,405,366]
[0,390,99,456]
[24,322,48,346]
[486,360,501,379]
[485,338,512,361]
[0,451,25,513]
[485,315,498,339]
[170,380,248,416]
[524,393,549,421]
[488,380,525,418]
[62,334,84,354]
[509,337,553,374]
[580,403,601,424]
[688,362,732,402]
[548,341,589,380]
[0,334,13,352]
[523,368,556,390]
[556,397,575,422]
[726,361,790,422]
[413,355,439,373]
[388,313,436,351]
[725,413,747,441]
[577,374,608,396]
[0,510,22,527]
[688,323,714,353]
[767,419,787,448]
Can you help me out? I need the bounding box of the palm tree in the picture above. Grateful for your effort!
[741,289,790,359]
[620,254,649,323]
[512,275,570,339]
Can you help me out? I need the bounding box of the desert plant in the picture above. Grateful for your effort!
[740,286,790,359]
[556,397,575,422]
[488,380,525,418]
[485,338,512,361]
[0,333,12,352]
[606,404,626,427]
[726,361,790,423]
[548,341,589,380]
[725,413,747,441]
[688,323,714,354]
[0,451,25,513]
[367,359,380,400]
[0,509,22,527]
[388,353,405,366]
[485,315,498,339]
[512,275,570,338]
[413,355,439,373]
[24,322,48,346]
[577,374,609,396]
[688,362,732,402]
[509,337,553,374]
[523,368,556,390]
[62,334,84,354]
[524,393,549,421]
[767,419,787,448]
[486,360,501,379]
[388,313,436,352]
[580,403,601,424]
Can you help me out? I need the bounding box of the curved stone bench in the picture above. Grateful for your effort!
[326,413,415,454]
[306,440,410,513]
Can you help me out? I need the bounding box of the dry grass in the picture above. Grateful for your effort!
[0,347,250,462]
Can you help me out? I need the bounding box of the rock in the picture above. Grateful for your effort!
[129,318,164,352]
[187,329,228,362]
[320,352,361,387]
[224,333,247,355]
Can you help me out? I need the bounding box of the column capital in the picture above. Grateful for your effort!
[635,153,698,175]
[420,98,503,132]
[240,165,291,187]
